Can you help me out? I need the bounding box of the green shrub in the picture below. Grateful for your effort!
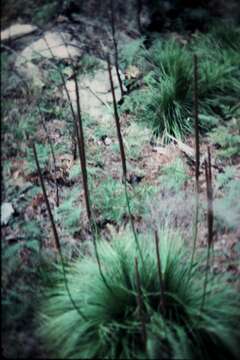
[2,217,43,358]
[122,25,240,140]
[92,177,156,223]
[124,123,151,160]
[26,143,51,174]
[209,121,240,160]
[160,158,189,192]
[38,228,240,359]
[55,187,81,236]
[119,37,146,70]
[214,179,240,231]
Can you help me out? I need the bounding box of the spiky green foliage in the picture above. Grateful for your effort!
[209,120,240,161]
[119,37,146,69]
[214,177,240,231]
[55,187,81,236]
[38,228,240,359]
[122,24,240,140]
[2,216,44,358]
[160,158,189,192]
[92,177,157,223]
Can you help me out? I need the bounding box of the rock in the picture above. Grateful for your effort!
[63,60,125,122]
[103,137,112,146]
[15,31,82,91]
[18,31,81,62]
[1,202,15,226]
[125,65,141,80]
[16,61,45,91]
[56,15,69,23]
[1,24,38,42]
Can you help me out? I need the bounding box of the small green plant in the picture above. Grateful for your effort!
[32,1,58,26]
[124,123,151,160]
[160,158,189,192]
[2,217,43,358]
[92,177,128,223]
[38,228,240,359]
[209,121,240,160]
[26,143,51,175]
[92,176,156,223]
[119,37,146,69]
[215,166,236,190]
[214,178,240,231]
[55,187,81,236]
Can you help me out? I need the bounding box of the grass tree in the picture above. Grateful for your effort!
[38,227,240,359]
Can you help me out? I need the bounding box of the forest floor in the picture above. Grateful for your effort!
[1,8,240,359]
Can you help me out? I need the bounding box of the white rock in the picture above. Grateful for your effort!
[104,137,112,146]
[1,202,15,226]
[1,24,38,42]
[63,60,125,122]
[15,31,82,91]
[18,31,81,63]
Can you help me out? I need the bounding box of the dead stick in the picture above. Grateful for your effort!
[201,156,213,311]
[107,55,144,268]
[154,231,165,313]
[136,0,143,33]
[110,0,124,98]
[37,104,59,207]
[135,257,147,348]
[32,142,87,319]
[190,54,200,272]
[107,55,127,178]
[73,70,115,297]
[207,146,213,248]
[193,54,200,191]
[73,72,92,221]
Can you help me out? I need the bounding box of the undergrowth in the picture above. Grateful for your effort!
[121,23,240,141]
[38,228,240,359]
[92,177,157,223]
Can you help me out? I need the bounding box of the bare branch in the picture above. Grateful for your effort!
[32,142,86,320]
[190,54,201,272]
[109,0,125,98]
[107,55,145,268]
[206,146,214,248]
[154,231,165,313]
[193,54,200,192]
[135,257,147,347]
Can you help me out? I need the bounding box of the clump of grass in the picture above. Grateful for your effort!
[209,121,240,161]
[91,176,156,223]
[38,228,240,359]
[214,178,240,231]
[160,158,189,192]
[122,24,240,141]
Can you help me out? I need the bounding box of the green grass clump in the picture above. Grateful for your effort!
[55,187,81,236]
[122,24,240,141]
[160,158,189,192]
[209,120,240,161]
[38,228,240,359]
[92,177,156,223]
[214,177,240,231]
[119,37,146,70]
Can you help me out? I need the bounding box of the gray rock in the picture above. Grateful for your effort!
[1,202,15,226]
[1,24,38,42]
[15,31,82,91]
[18,31,82,62]
[63,60,125,122]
